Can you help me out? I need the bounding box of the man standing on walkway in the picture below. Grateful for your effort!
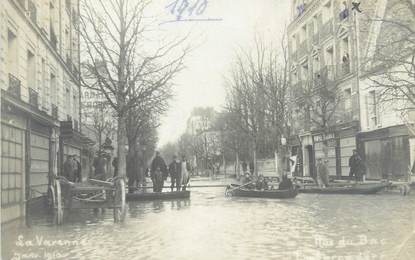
[169,155,181,191]
[73,155,82,182]
[63,155,75,181]
[151,151,168,192]
[349,149,362,182]
[317,158,329,188]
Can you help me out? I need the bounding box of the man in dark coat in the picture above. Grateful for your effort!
[73,155,82,182]
[63,155,75,181]
[112,157,118,177]
[169,155,181,191]
[150,151,167,192]
[349,150,362,182]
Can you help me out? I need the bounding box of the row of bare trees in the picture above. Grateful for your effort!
[223,37,292,175]
[79,0,189,178]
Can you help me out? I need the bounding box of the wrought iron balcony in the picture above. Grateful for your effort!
[338,61,351,78]
[313,65,336,84]
[29,88,39,108]
[52,104,58,119]
[8,73,21,98]
[320,19,334,42]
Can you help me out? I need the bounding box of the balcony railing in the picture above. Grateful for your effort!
[313,65,336,83]
[338,59,351,78]
[8,73,21,98]
[297,40,308,58]
[29,88,39,108]
[52,104,58,119]
[320,19,333,43]
[28,0,37,24]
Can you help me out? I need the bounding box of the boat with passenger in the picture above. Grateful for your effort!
[225,184,298,199]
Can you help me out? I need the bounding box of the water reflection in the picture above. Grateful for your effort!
[2,181,415,260]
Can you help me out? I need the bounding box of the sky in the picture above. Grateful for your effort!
[153,0,291,147]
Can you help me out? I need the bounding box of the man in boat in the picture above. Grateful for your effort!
[256,174,269,190]
[317,158,329,188]
[151,151,168,192]
[179,155,191,191]
[349,150,363,182]
[93,153,107,181]
[279,174,293,190]
[73,155,82,182]
[169,155,181,191]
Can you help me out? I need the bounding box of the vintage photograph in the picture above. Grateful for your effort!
[1,0,414,259]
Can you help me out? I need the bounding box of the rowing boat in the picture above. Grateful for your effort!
[225,184,298,199]
[299,182,390,194]
[126,190,190,201]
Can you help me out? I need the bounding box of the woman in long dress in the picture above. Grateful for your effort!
[180,156,190,191]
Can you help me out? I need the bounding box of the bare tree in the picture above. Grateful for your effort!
[364,0,415,123]
[79,0,189,177]
[84,102,117,154]
[225,37,291,175]
[294,73,341,132]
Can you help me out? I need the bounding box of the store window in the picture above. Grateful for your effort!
[1,124,24,207]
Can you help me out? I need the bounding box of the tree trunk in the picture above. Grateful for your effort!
[235,152,240,178]
[126,138,138,179]
[117,116,127,177]
[253,143,258,176]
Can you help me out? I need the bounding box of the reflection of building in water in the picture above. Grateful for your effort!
[0,0,91,224]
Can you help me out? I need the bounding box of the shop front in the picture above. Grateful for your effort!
[357,125,411,180]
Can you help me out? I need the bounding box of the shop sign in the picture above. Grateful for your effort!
[313,132,336,143]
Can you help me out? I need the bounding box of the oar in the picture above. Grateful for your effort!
[226,181,256,193]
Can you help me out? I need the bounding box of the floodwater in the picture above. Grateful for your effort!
[2,178,415,260]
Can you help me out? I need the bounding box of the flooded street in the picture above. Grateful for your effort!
[2,179,415,260]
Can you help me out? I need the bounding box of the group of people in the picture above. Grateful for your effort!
[150,151,191,192]
[314,149,366,188]
[63,155,82,182]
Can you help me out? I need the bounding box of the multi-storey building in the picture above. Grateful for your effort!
[0,0,83,224]
[288,0,415,180]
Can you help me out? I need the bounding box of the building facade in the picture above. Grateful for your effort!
[1,0,81,224]
[288,0,415,180]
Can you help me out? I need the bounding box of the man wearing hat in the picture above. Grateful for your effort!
[317,157,329,188]
[168,154,181,191]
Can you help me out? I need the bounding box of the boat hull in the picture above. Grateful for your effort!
[126,190,190,201]
[299,183,390,194]
[226,184,298,199]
